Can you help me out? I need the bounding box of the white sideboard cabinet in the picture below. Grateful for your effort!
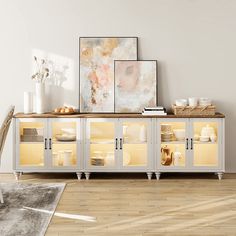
[13,113,225,180]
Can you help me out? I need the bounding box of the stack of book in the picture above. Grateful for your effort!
[142,107,167,116]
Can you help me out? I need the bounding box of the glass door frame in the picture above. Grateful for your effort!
[118,118,153,171]
[15,118,49,170]
[189,118,223,171]
[156,118,190,171]
[47,118,81,170]
[85,118,119,171]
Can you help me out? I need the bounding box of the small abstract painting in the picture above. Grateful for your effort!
[115,60,157,113]
[80,37,138,113]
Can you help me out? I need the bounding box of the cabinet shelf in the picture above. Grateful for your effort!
[52,140,77,144]
[20,142,44,144]
[123,142,147,145]
[194,141,218,145]
[161,141,185,145]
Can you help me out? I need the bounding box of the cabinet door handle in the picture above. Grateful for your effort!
[49,138,52,150]
[115,138,118,150]
[120,138,123,150]
[44,138,47,150]
[186,138,189,150]
[191,138,193,150]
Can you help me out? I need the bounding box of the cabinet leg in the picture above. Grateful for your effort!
[146,172,152,180]
[85,172,90,180]
[14,172,21,181]
[216,172,223,180]
[76,172,82,180]
[155,172,161,180]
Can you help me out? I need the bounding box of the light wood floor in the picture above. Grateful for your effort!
[1,173,236,236]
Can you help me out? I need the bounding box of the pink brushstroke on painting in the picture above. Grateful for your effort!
[80,37,138,112]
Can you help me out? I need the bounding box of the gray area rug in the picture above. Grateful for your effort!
[0,183,65,236]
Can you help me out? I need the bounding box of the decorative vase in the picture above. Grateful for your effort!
[24,91,33,114]
[171,145,182,166]
[35,82,45,114]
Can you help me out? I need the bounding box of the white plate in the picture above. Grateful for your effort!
[56,135,76,141]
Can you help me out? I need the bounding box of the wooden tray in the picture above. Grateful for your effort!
[172,105,216,116]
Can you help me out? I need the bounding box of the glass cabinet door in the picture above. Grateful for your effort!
[87,119,116,168]
[120,120,149,168]
[18,119,46,167]
[50,119,78,168]
[191,120,219,167]
[158,120,188,168]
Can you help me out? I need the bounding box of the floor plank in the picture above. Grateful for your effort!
[1,173,236,235]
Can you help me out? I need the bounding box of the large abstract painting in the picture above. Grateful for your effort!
[115,60,157,113]
[80,37,138,113]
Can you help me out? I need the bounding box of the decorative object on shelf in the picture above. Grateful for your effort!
[210,134,217,143]
[63,150,73,166]
[139,125,147,142]
[173,97,215,116]
[105,151,114,166]
[142,106,167,116]
[188,97,198,107]
[80,37,138,113]
[32,56,50,114]
[172,104,216,116]
[35,82,45,114]
[161,145,172,166]
[20,128,44,142]
[161,124,172,133]
[199,98,212,106]
[200,124,216,142]
[171,145,182,166]
[55,134,76,141]
[161,124,173,142]
[173,129,185,141]
[175,99,188,107]
[23,92,33,114]
[53,106,76,114]
[115,60,157,113]
[91,151,104,166]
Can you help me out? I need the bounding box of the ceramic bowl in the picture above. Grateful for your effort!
[173,129,185,141]
[199,98,211,106]
[175,99,187,107]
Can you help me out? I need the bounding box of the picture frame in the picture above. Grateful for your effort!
[79,37,138,113]
[114,60,157,113]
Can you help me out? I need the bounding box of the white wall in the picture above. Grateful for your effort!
[0,0,235,172]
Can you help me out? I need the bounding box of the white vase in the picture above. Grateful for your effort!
[35,82,45,114]
[24,91,33,114]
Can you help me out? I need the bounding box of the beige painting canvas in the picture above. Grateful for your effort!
[115,60,157,113]
[80,37,138,112]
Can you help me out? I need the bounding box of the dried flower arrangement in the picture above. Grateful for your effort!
[31,56,50,83]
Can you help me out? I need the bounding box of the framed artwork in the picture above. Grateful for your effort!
[114,60,157,113]
[79,37,138,113]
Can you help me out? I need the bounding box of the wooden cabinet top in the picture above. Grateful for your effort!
[14,112,225,118]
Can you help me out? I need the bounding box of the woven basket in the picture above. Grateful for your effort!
[172,105,216,116]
